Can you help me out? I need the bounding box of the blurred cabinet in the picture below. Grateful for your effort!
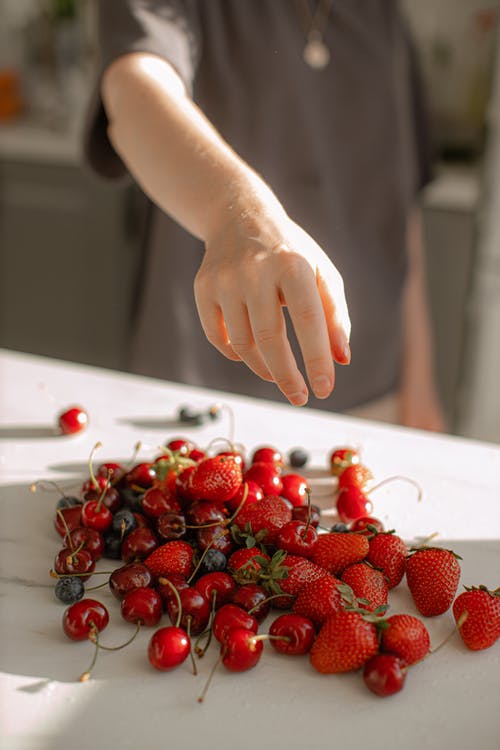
[0,158,148,370]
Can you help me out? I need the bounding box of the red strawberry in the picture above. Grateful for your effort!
[310,610,379,673]
[452,586,500,651]
[292,575,345,626]
[341,562,389,612]
[311,532,369,575]
[406,546,461,616]
[227,547,271,584]
[144,540,194,577]
[337,464,372,491]
[271,555,331,608]
[366,531,407,589]
[233,495,292,546]
[190,455,242,502]
[380,613,430,665]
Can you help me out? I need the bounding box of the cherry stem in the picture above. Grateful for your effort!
[367,475,423,502]
[197,649,225,703]
[124,441,142,472]
[95,472,112,512]
[88,442,103,491]
[204,435,236,456]
[208,402,235,445]
[194,590,217,657]
[302,487,312,540]
[186,482,249,532]
[430,611,468,655]
[158,577,183,628]
[50,569,114,578]
[247,592,293,614]
[79,622,99,682]
[55,509,76,551]
[251,634,290,644]
[86,580,109,592]
[186,616,198,676]
[30,480,72,498]
[91,621,142,651]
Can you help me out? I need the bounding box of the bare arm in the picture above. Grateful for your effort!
[101,52,351,406]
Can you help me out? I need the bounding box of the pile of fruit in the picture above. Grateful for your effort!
[44,428,500,700]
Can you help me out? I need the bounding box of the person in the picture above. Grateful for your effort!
[84,0,445,430]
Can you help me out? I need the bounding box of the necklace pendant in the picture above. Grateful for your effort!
[303,32,330,69]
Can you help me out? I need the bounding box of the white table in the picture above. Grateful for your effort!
[1,349,499,750]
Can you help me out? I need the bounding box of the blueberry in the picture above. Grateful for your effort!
[330,522,349,533]
[112,509,137,538]
[55,576,85,604]
[288,448,309,468]
[120,488,144,514]
[178,406,204,425]
[200,549,227,574]
[56,495,81,510]
[103,533,123,560]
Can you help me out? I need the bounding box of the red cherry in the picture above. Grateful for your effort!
[186,501,226,526]
[194,572,237,607]
[167,438,193,454]
[222,628,264,672]
[225,480,263,513]
[269,614,316,655]
[329,447,360,477]
[350,516,384,534]
[126,462,156,489]
[141,487,181,519]
[64,527,105,561]
[336,486,371,523]
[81,499,113,532]
[63,598,109,640]
[231,584,270,622]
[157,574,190,607]
[83,485,122,514]
[337,464,372,491]
[291,504,321,528]
[121,587,163,626]
[58,406,88,435]
[244,462,283,496]
[121,527,158,563]
[166,587,210,635]
[363,654,408,697]
[277,520,318,557]
[196,525,234,555]
[54,506,82,537]
[212,604,258,644]
[96,461,125,484]
[189,448,206,462]
[109,562,154,600]
[148,626,190,671]
[251,446,284,467]
[280,474,309,507]
[176,465,198,502]
[54,547,95,581]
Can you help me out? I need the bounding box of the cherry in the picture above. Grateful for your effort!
[186,501,226,527]
[63,598,109,640]
[194,572,236,608]
[280,474,309,507]
[244,462,283,496]
[337,464,372,491]
[157,573,190,607]
[231,584,270,622]
[64,527,105,561]
[109,562,154,600]
[83,485,122,514]
[58,406,88,435]
[167,438,193,454]
[54,547,95,581]
[97,461,125,484]
[81,475,109,497]
[81,499,113,532]
[251,446,284,467]
[142,487,181,519]
[54,506,82,538]
[329,447,360,477]
[269,614,316,655]
[350,516,384,534]
[121,527,158,563]
[125,462,156,490]
[166,587,210,635]
[363,654,407,697]
[222,627,264,672]
[189,447,206,462]
[157,511,187,541]
[196,525,234,555]
[212,604,258,644]
[225,479,263,513]
[148,626,191,671]
[277,520,318,557]
[176,465,198,503]
[103,534,123,560]
[292,504,321,527]
[56,495,81,510]
[336,485,371,524]
[121,587,163,627]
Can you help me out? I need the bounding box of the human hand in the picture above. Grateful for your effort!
[194,205,351,406]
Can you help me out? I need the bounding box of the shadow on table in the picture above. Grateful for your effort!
[0,425,56,439]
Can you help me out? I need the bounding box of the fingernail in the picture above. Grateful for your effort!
[340,336,351,364]
[289,390,308,406]
[312,376,332,399]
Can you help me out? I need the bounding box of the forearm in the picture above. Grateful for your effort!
[101,52,284,242]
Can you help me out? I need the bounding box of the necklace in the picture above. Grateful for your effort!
[297,0,333,70]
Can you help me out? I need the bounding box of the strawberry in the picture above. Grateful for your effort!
[292,575,346,626]
[311,532,369,575]
[341,562,389,612]
[452,586,500,651]
[190,455,242,502]
[310,610,379,674]
[337,464,372,491]
[366,531,407,589]
[232,495,292,546]
[144,540,194,577]
[380,613,430,665]
[406,546,461,616]
[265,553,330,608]
[227,547,271,584]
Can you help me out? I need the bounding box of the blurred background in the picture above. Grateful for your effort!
[0,0,499,443]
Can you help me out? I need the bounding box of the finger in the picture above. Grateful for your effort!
[316,269,351,365]
[246,286,309,406]
[220,300,275,382]
[194,294,241,361]
[280,260,335,399]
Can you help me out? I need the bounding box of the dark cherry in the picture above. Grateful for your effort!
[280,474,309,507]
[277,520,318,557]
[103,534,123,560]
[142,487,181,519]
[121,527,158,563]
[148,626,190,671]
[62,598,109,640]
[157,511,187,541]
[54,506,82,538]
[83,485,122,514]
[125,462,156,490]
[363,654,408,697]
[291,504,321,528]
[186,500,226,527]
[109,562,154,600]
[196,525,234,555]
[244,462,283,496]
[212,604,258,644]
[269,614,316,655]
[157,573,190,608]
[64,527,105,561]
[231,584,270,622]
[225,480,263,513]
[58,406,88,435]
[133,512,152,529]
[194,572,237,607]
[350,516,385,534]
[54,547,95,581]
[167,586,210,635]
[121,587,163,626]
[96,461,125,484]
[121,488,145,514]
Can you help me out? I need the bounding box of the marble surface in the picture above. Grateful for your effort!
[0,349,499,750]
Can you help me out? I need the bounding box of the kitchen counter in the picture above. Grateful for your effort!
[0,349,499,750]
